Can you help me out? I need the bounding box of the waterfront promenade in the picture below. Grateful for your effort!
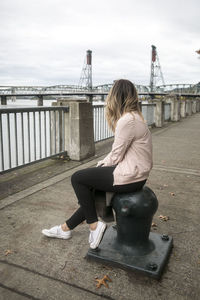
[0,113,200,300]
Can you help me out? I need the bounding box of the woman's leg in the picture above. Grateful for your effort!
[65,166,146,230]
[65,207,85,230]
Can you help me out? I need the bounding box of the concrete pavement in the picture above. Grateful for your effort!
[0,113,200,300]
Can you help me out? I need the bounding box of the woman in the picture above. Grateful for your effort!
[42,79,153,249]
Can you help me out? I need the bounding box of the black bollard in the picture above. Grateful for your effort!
[87,186,173,279]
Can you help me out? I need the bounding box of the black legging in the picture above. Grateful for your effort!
[66,166,146,230]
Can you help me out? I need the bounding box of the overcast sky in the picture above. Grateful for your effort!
[0,0,199,87]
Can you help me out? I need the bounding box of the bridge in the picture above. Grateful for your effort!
[0,83,200,95]
[0,83,200,106]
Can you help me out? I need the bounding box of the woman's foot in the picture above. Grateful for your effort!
[42,225,72,239]
[89,221,107,249]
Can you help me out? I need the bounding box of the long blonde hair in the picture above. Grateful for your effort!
[105,79,144,132]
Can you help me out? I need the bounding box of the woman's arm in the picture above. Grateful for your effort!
[97,117,135,167]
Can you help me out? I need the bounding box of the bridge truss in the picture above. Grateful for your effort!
[0,83,199,97]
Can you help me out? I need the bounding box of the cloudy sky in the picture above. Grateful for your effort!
[0,0,199,87]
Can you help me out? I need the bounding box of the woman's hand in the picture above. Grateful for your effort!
[96,161,105,167]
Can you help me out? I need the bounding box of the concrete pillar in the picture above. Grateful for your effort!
[52,99,95,161]
[186,100,192,116]
[37,95,43,106]
[153,99,165,127]
[68,101,95,160]
[196,98,200,112]
[180,100,186,118]
[1,96,7,105]
[166,97,180,121]
[192,99,197,114]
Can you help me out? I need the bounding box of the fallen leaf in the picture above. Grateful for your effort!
[95,275,112,289]
[5,250,12,256]
[169,192,175,196]
[151,222,157,227]
[159,215,169,221]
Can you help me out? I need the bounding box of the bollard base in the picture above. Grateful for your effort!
[86,226,173,280]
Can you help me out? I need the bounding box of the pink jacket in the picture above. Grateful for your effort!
[97,112,153,185]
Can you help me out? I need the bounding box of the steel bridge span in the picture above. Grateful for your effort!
[0,83,200,96]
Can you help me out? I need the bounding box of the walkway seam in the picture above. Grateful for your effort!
[0,260,115,300]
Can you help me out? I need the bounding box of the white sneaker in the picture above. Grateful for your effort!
[89,221,107,249]
[42,225,72,239]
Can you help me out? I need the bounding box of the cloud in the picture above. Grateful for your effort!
[0,0,199,86]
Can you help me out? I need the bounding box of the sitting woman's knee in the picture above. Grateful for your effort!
[71,170,82,185]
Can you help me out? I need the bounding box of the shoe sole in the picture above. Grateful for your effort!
[42,230,71,239]
[90,223,107,249]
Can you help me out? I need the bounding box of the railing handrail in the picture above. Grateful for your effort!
[0,106,69,114]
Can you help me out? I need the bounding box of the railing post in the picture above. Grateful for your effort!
[68,101,95,160]
[52,99,95,161]
[153,99,165,127]
[1,96,7,105]
[180,99,186,118]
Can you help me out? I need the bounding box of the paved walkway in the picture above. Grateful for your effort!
[0,113,200,300]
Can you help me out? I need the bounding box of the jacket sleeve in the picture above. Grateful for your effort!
[97,117,135,167]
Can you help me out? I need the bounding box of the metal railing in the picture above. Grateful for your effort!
[1,102,173,173]
[0,106,69,173]
[141,104,155,126]
[93,103,158,142]
[93,105,113,142]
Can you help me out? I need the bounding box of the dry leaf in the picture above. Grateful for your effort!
[151,222,157,227]
[5,250,12,256]
[95,275,112,289]
[159,215,169,221]
[169,192,175,196]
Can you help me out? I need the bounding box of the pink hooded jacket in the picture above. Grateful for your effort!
[97,112,153,185]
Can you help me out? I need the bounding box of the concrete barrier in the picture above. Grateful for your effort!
[52,100,95,161]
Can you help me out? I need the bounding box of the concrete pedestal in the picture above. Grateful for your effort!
[154,100,165,127]
[186,100,192,116]
[180,100,186,118]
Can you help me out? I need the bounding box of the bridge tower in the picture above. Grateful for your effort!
[149,45,165,92]
[79,50,92,90]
